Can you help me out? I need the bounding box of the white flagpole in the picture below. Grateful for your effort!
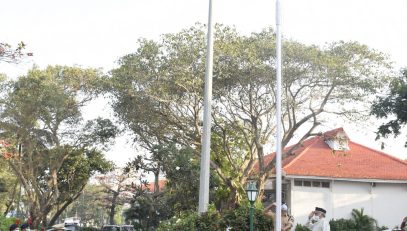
[198,0,215,214]
[275,0,283,230]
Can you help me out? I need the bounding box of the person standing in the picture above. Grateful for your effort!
[264,202,295,231]
[305,207,330,231]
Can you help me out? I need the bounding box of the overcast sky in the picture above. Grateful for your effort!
[1,0,406,165]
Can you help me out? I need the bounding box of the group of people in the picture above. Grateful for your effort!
[264,203,407,231]
[263,203,329,231]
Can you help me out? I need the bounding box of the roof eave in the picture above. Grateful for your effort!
[284,174,407,183]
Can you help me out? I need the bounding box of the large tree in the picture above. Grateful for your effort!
[105,24,391,208]
[0,66,117,228]
[371,68,407,148]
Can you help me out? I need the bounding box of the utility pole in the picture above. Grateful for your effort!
[275,0,283,230]
[198,0,215,213]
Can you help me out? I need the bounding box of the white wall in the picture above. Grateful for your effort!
[290,179,407,230]
[371,183,407,229]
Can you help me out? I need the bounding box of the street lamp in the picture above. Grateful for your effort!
[246,182,258,231]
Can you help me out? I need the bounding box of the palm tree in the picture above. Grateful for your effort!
[351,208,387,231]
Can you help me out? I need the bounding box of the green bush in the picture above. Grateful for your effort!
[157,204,273,231]
[329,208,387,231]
[157,211,200,231]
[0,215,17,231]
[295,224,311,231]
[221,204,273,231]
[329,218,358,231]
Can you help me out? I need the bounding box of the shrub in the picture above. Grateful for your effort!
[221,204,273,231]
[295,224,311,231]
[329,218,357,231]
[157,211,200,231]
[157,204,273,231]
[329,208,387,231]
[0,215,17,231]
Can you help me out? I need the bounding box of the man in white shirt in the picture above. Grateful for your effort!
[305,207,330,231]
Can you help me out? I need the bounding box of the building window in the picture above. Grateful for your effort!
[303,181,311,187]
[263,189,287,204]
[294,180,302,186]
[321,182,330,188]
[312,181,321,187]
[293,180,330,189]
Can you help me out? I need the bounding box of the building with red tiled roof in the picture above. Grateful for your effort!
[261,128,407,229]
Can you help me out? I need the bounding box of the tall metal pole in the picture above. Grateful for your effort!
[198,0,215,214]
[275,0,283,230]
[249,201,254,231]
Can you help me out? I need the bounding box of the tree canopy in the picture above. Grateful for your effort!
[104,24,392,208]
[0,66,117,228]
[371,68,407,148]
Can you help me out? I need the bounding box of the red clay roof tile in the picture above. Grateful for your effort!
[257,128,407,180]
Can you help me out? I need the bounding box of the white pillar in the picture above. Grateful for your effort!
[275,0,283,230]
[198,0,215,214]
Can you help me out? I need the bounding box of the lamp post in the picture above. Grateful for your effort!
[246,182,258,231]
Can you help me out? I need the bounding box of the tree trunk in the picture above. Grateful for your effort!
[48,198,74,226]
[154,169,159,194]
[109,193,118,224]
[30,206,41,230]
[3,180,18,215]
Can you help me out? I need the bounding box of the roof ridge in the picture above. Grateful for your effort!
[349,141,407,166]
[261,135,320,162]
[284,136,321,169]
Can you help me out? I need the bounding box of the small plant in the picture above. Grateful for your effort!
[329,218,357,231]
[329,208,388,231]
[295,224,311,231]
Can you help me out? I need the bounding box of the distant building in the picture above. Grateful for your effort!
[141,179,166,193]
[259,128,407,229]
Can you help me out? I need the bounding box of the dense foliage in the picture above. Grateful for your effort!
[371,68,407,148]
[0,24,399,230]
[156,204,273,231]
[123,144,227,230]
[329,209,387,231]
[105,24,392,208]
[295,224,311,231]
[0,66,117,227]
[62,184,107,228]
[0,215,17,231]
